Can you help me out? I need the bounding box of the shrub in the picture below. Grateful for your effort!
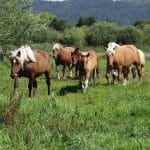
[87,22,118,47]
[117,26,144,45]
[60,27,88,47]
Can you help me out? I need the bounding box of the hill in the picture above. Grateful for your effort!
[33,0,150,25]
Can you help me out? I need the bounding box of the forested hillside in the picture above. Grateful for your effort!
[33,0,150,25]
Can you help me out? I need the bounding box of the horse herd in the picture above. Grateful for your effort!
[9,42,145,97]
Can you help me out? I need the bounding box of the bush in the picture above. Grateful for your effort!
[30,28,62,43]
[117,26,144,45]
[60,27,88,47]
[87,22,118,47]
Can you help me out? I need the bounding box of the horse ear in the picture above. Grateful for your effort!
[87,53,90,57]
[75,48,80,52]
[16,51,21,57]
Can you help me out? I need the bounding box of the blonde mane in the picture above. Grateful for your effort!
[107,42,120,54]
[52,43,63,51]
[11,45,37,69]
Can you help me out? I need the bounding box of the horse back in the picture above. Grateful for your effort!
[27,50,50,74]
[85,50,98,71]
[59,47,75,63]
[115,45,140,66]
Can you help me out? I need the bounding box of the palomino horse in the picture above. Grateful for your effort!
[52,43,76,79]
[10,45,51,97]
[71,48,99,92]
[105,42,145,85]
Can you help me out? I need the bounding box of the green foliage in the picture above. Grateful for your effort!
[50,17,72,32]
[60,27,87,47]
[117,26,144,45]
[0,0,149,51]
[37,13,55,26]
[76,16,96,27]
[87,22,118,47]
[30,28,62,43]
[134,19,150,27]
[0,0,34,49]
[142,24,150,46]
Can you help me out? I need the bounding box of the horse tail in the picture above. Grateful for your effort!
[138,49,145,67]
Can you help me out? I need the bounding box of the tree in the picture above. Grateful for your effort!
[0,0,35,49]
[76,16,96,27]
[60,27,88,47]
[87,22,118,47]
[117,26,143,45]
[50,17,72,32]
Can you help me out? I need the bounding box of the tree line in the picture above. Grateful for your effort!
[0,0,150,52]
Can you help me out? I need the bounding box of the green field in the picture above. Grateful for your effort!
[0,55,150,149]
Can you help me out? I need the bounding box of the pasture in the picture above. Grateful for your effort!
[0,53,150,149]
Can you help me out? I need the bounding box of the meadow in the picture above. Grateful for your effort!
[0,53,150,149]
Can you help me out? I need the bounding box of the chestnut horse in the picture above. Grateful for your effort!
[105,42,145,85]
[10,45,51,97]
[52,43,76,79]
[71,48,99,92]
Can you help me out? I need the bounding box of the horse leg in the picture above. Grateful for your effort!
[118,65,122,83]
[105,67,110,84]
[68,64,73,78]
[123,67,129,85]
[45,71,51,95]
[32,79,37,96]
[28,78,33,97]
[78,69,82,87]
[13,77,19,96]
[82,72,90,93]
[136,65,143,82]
[62,64,66,79]
[56,65,60,80]
[96,67,99,79]
[93,68,96,85]
[112,73,117,84]
[75,63,79,78]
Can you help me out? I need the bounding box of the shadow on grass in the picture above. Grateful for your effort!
[59,84,81,95]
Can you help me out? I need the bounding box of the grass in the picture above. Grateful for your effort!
[0,55,150,149]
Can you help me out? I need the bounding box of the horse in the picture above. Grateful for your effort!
[71,48,99,92]
[10,45,51,97]
[52,43,76,79]
[105,42,145,85]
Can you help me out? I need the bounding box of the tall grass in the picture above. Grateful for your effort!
[0,55,150,149]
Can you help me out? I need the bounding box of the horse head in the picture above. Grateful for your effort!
[10,45,36,79]
[71,48,81,65]
[106,42,119,70]
[10,50,22,79]
[52,43,63,60]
